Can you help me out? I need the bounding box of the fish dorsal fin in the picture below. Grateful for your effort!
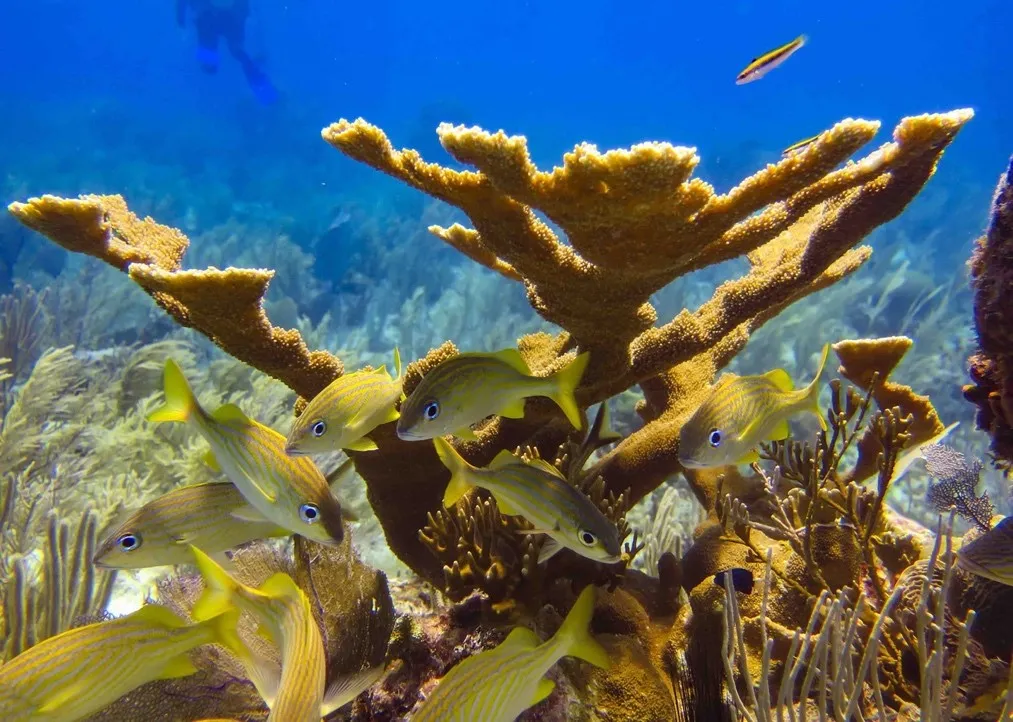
[321,665,386,715]
[131,603,189,629]
[531,678,556,706]
[763,368,794,392]
[482,348,531,375]
[391,347,403,380]
[489,450,519,469]
[260,572,300,600]
[501,626,541,650]
[212,403,251,424]
[526,457,566,479]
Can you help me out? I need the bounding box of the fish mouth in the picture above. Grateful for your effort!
[678,456,705,470]
[284,442,306,456]
[395,425,423,441]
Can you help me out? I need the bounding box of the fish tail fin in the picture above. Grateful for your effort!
[433,436,475,507]
[806,343,831,431]
[204,606,247,661]
[554,585,609,669]
[550,352,591,430]
[190,545,239,621]
[148,359,199,424]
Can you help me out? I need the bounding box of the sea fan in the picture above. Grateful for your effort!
[923,443,993,531]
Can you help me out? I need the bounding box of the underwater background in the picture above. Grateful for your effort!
[2,0,1013,720]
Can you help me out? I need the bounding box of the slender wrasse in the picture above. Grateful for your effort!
[434,437,621,564]
[736,34,807,84]
[678,343,830,468]
[148,359,345,546]
[93,458,359,569]
[190,547,382,720]
[286,349,402,455]
[782,132,821,157]
[0,604,242,722]
[397,349,590,441]
[412,585,609,722]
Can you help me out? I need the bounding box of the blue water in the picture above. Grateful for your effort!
[2,0,1009,275]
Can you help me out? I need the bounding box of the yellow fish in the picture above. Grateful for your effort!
[397,350,590,441]
[678,343,830,468]
[93,459,359,570]
[0,603,242,722]
[435,437,621,564]
[285,349,402,455]
[412,585,609,722]
[956,517,1013,586]
[149,359,345,546]
[190,547,383,721]
[782,132,821,157]
[736,34,807,84]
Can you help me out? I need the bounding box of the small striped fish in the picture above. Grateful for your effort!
[678,343,830,468]
[412,585,609,722]
[397,350,590,441]
[93,459,359,570]
[957,517,1013,586]
[92,481,289,569]
[736,34,807,84]
[191,548,382,721]
[782,132,821,157]
[0,603,242,722]
[434,437,621,564]
[149,360,345,546]
[286,349,402,455]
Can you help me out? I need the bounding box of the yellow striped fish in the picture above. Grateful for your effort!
[0,603,242,722]
[93,459,359,570]
[434,437,621,564]
[285,349,402,455]
[149,359,345,546]
[736,34,807,84]
[678,343,830,469]
[412,585,609,722]
[190,547,383,720]
[956,517,1013,586]
[782,132,821,157]
[92,482,289,569]
[397,350,590,441]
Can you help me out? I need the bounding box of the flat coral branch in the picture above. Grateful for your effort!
[7,194,342,400]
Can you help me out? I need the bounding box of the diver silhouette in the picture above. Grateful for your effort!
[176,0,278,105]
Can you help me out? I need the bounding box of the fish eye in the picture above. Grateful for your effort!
[423,399,440,421]
[299,503,320,523]
[578,530,598,547]
[311,420,327,437]
[708,428,722,447]
[118,533,141,552]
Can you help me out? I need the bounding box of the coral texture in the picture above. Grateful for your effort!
[9,110,972,584]
[964,155,1013,468]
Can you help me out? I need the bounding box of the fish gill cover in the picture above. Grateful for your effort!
[0,1,1011,721]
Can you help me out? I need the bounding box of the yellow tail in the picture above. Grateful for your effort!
[202,607,247,662]
[433,436,476,508]
[550,352,591,430]
[148,359,199,424]
[805,343,831,432]
[190,545,240,622]
[554,585,609,669]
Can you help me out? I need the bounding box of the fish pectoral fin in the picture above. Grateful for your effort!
[531,678,556,706]
[770,419,792,441]
[159,654,199,679]
[453,426,480,441]
[235,467,277,503]
[379,405,400,424]
[230,503,269,523]
[321,665,387,715]
[536,536,563,564]
[203,449,222,472]
[37,681,89,713]
[344,436,379,452]
[763,368,794,392]
[242,646,281,708]
[498,398,527,419]
[736,449,761,465]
